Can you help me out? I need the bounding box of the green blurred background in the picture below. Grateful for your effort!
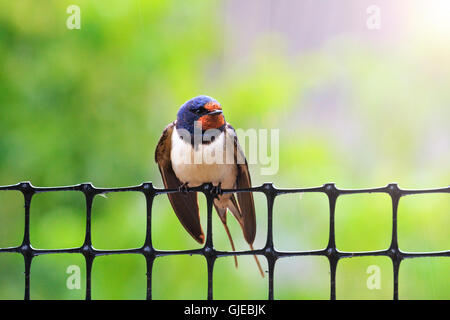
[0,0,449,299]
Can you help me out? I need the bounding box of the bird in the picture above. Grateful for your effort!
[155,95,264,277]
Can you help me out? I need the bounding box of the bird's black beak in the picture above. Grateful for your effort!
[207,109,223,116]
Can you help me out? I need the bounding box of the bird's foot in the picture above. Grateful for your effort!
[178,182,189,194]
[210,183,223,199]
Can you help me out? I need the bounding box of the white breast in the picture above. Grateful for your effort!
[170,128,237,188]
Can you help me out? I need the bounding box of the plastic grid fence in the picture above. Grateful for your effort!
[0,181,449,300]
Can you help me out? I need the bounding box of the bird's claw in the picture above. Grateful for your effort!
[210,183,223,199]
[178,182,189,194]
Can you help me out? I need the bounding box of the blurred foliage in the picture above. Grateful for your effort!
[0,0,448,299]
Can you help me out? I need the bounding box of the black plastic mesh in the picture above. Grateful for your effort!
[0,181,449,300]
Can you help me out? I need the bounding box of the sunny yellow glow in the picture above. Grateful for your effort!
[411,0,450,40]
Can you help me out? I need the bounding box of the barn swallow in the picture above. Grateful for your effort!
[155,95,264,277]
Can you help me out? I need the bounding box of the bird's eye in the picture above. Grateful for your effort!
[193,108,204,114]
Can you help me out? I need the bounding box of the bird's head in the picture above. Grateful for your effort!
[176,95,225,135]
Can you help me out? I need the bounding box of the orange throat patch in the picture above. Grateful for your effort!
[199,114,225,131]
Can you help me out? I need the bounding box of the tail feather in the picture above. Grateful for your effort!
[221,219,238,268]
[214,203,238,268]
[215,197,265,278]
[227,195,243,226]
[249,243,265,278]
